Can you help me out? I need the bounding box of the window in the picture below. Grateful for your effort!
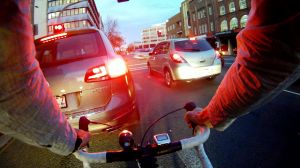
[220,20,228,31]
[201,9,206,18]
[239,0,247,9]
[230,17,238,30]
[240,15,248,27]
[229,2,236,13]
[70,9,74,15]
[36,32,105,66]
[210,22,214,31]
[174,39,213,52]
[208,6,212,15]
[74,8,79,15]
[192,12,196,21]
[220,5,225,15]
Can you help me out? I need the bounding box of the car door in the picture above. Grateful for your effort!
[156,42,170,73]
[148,43,163,72]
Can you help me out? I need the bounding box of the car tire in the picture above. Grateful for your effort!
[164,70,175,88]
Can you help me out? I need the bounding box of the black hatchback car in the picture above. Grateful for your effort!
[35,28,139,131]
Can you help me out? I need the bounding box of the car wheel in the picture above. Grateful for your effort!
[164,70,175,87]
[147,63,153,75]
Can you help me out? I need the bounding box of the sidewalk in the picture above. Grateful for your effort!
[0,133,13,154]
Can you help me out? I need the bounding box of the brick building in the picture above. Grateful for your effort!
[166,0,251,55]
[166,12,184,39]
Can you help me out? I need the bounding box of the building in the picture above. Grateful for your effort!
[141,23,167,49]
[33,0,101,39]
[32,0,48,38]
[188,0,216,37]
[214,0,250,55]
[172,0,251,55]
[166,12,184,39]
[180,0,191,37]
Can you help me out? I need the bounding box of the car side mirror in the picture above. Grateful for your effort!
[149,52,154,56]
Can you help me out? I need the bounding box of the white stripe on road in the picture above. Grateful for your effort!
[129,67,147,71]
[283,90,300,96]
[128,63,147,67]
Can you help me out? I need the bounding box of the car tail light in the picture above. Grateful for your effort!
[215,50,222,59]
[170,53,185,63]
[84,58,127,82]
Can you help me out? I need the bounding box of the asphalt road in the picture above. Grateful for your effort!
[0,55,299,168]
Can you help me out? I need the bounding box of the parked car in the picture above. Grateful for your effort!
[35,28,139,130]
[147,38,222,87]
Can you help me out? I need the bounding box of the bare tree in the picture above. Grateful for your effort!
[103,17,125,49]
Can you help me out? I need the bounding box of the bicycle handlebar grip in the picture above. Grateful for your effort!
[183,102,197,111]
[180,126,210,150]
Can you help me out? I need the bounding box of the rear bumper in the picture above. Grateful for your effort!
[66,73,138,129]
[172,63,222,80]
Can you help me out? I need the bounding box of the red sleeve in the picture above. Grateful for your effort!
[201,0,300,130]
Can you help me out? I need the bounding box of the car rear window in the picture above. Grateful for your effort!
[36,32,106,67]
[174,39,213,52]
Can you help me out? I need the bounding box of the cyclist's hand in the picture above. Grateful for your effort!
[184,107,212,128]
[74,129,90,150]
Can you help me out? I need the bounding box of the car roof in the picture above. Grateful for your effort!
[34,28,101,45]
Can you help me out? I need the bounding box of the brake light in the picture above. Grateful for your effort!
[40,33,67,43]
[170,53,185,63]
[215,50,222,59]
[107,58,127,78]
[84,58,127,83]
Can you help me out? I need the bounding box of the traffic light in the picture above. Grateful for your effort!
[53,24,65,34]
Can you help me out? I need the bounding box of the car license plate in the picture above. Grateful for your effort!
[56,95,67,108]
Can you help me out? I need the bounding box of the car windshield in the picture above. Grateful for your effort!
[174,39,213,52]
[36,32,106,67]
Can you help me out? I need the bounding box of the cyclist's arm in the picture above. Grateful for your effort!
[200,0,300,130]
[0,0,77,156]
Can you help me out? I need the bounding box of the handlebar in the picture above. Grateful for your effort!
[73,126,210,164]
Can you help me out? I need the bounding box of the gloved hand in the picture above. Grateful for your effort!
[184,107,213,128]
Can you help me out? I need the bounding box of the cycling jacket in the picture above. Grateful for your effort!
[201,0,300,130]
[0,0,76,156]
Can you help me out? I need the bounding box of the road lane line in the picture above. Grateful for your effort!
[283,90,300,96]
[128,63,147,67]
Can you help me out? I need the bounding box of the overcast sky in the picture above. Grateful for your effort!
[96,0,183,45]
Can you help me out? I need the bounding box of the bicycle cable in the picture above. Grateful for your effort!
[140,102,196,146]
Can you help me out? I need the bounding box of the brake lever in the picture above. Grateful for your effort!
[183,102,198,133]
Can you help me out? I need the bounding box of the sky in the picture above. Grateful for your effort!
[95,0,183,45]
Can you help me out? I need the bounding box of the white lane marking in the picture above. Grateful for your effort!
[283,90,300,96]
[129,67,147,71]
[128,63,147,67]
[134,83,142,91]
